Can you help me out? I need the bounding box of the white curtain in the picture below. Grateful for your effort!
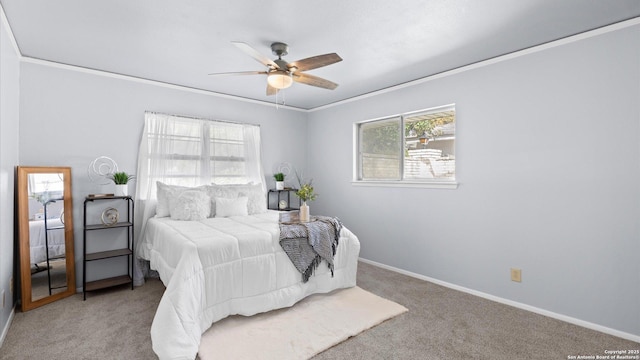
[132,112,264,285]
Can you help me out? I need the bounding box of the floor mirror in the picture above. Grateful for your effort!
[16,166,76,311]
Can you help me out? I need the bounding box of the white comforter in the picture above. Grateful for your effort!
[139,211,360,360]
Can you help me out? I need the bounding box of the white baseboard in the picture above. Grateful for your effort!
[0,306,15,348]
[359,257,640,343]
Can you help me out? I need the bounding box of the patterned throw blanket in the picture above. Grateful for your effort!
[279,216,343,283]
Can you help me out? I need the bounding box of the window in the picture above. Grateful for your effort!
[355,105,456,187]
[140,112,263,190]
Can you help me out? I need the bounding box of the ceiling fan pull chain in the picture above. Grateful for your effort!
[274,90,286,110]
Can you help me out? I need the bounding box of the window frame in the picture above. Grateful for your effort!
[353,104,458,189]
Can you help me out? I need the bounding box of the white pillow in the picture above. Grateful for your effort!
[156,182,207,218]
[214,196,249,217]
[238,185,267,215]
[206,184,266,215]
[156,182,183,217]
[169,190,211,221]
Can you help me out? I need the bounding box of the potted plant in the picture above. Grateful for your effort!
[295,172,317,222]
[109,171,135,197]
[274,173,285,190]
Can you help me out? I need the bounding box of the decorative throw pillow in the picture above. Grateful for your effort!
[169,190,211,221]
[214,196,249,217]
[156,181,207,218]
[156,182,183,217]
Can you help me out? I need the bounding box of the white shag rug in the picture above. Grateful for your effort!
[198,286,408,360]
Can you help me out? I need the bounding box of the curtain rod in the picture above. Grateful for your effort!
[144,111,260,127]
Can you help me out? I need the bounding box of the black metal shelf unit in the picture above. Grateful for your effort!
[268,189,301,211]
[83,195,134,300]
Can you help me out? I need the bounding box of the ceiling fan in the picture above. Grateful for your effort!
[209,42,342,96]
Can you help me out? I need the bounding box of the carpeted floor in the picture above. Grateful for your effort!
[1,261,638,359]
[315,262,639,360]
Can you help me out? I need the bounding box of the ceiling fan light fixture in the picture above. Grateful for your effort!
[214,41,341,95]
[267,70,293,89]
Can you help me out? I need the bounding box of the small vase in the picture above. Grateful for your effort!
[299,202,310,222]
[115,184,128,197]
[276,181,285,190]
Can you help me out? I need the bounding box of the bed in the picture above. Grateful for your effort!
[137,183,361,360]
[29,218,66,265]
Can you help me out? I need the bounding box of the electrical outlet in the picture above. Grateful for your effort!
[511,268,522,282]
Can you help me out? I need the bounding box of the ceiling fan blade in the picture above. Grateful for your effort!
[288,53,342,72]
[232,42,279,69]
[292,72,339,90]
[266,84,279,96]
[208,71,267,76]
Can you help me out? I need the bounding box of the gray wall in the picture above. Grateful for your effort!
[0,12,20,342]
[16,61,308,287]
[307,24,640,338]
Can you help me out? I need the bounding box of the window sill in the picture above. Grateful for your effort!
[351,180,458,189]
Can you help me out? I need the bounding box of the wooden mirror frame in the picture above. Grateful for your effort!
[17,166,76,311]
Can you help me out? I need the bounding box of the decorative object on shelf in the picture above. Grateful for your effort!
[101,207,119,226]
[295,171,317,223]
[115,185,128,197]
[108,171,135,197]
[87,156,118,185]
[279,199,288,210]
[274,172,285,190]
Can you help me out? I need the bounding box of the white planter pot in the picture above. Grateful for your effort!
[276,181,285,190]
[115,184,128,197]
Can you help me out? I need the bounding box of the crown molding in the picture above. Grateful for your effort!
[0,4,21,57]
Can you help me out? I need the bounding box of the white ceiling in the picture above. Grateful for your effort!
[2,0,639,110]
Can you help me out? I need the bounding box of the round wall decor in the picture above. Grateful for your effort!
[101,207,119,226]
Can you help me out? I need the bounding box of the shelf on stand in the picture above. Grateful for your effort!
[85,248,132,261]
[85,275,132,292]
